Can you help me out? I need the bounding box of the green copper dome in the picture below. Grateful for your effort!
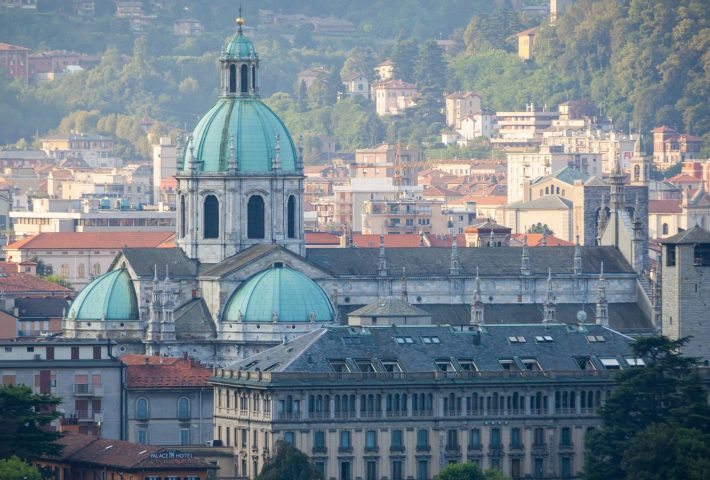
[66,268,139,321]
[180,98,298,173]
[225,31,257,59]
[223,267,334,322]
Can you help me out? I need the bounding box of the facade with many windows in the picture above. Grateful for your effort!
[211,323,640,479]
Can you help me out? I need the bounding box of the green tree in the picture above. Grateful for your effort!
[0,384,63,460]
[392,37,418,83]
[0,456,43,480]
[528,223,553,235]
[256,441,323,480]
[434,461,509,480]
[583,336,710,480]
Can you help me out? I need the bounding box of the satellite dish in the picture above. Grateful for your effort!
[577,310,588,323]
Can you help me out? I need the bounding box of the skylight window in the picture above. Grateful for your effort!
[508,336,526,343]
[394,336,414,345]
[535,335,554,343]
[624,357,645,367]
[421,336,440,344]
[599,358,621,369]
[586,335,605,343]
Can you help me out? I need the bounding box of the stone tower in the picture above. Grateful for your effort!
[660,225,710,361]
[629,133,651,186]
[175,15,305,264]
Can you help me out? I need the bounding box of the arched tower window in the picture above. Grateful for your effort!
[204,195,219,239]
[177,397,190,419]
[287,195,296,239]
[251,64,256,91]
[247,195,265,239]
[634,165,640,182]
[179,195,186,238]
[240,64,248,94]
[662,223,669,235]
[136,398,149,420]
[229,64,236,93]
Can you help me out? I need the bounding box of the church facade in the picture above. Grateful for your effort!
[62,21,654,366]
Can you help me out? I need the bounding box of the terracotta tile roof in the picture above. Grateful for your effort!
[668,174,701,184]
[651,126,677,133]
[122,355,212,388]
[0,43,30,51]
[156,233,176,248]
[426,233,466,247]
[469,195,507,206]
[352,234,423,248]
[0,262,71,294]
[510,233,574,247]
[305,232,340,245]
[649,199,682,214]
[6,232,175,251]
[48,433,213,470]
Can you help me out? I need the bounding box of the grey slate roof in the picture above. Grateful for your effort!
[348,297,431,317]
[14,297,71,320]
[174,298,216,340]
[339,302,652,334]
[199,244,282,277]
[227,323,635,374]
[119,248,197,278]
[661,225,710,244]
[307,246,634,277]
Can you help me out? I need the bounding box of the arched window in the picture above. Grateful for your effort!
[177,397,190,419]
[240,64,248,94]
[251,64,256,91]
[92,263,101,277]
[247,195,265,239]
[180,195,186,238]
[287,195,296,239]
[77,263,85,279]
[60,264,69,279]
[204,195,219,239]
[662,223,669,235]
[545,187,549,194]
[229,64,236,93]
[634,165,640,181]
[556,186,560,195]
[136,398,149,420]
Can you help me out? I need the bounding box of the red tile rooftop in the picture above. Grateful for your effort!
[6,231,175,251]
[122,354,212,388]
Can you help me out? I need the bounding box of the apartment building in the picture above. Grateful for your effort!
[492,104,559,150]
[0,339,123,438]
[212,323,639,480]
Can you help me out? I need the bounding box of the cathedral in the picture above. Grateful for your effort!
[63,18,654,365]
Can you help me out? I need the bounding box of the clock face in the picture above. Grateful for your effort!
[577,310,588,322]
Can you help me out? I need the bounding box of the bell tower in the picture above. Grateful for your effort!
[629,133,650,186]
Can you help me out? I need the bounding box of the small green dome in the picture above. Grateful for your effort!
[224,267,334,322]
[225,31,257,59]
[180,98,298,173]
[66,269,139,321]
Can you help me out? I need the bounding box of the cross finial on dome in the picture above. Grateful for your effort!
[236,5,244,33]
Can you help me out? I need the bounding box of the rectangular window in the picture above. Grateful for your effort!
[46,346,54,360]
[417,429,429,449]
[511,458,522,479]
[469,428,480,449]
[511,427,521,448]
[180,428,190,445]
[340,460,351,480]
[534,427,545,446]
[561,457,571,479]
[314,431,325,450]
[137,428,147,444]
[666,244,676,266]
[365,430,377,450]
[284,431,295,446]
[534,458,544,479]
[391,429,403,448]
[391,460,403,480]
[366,460,377,480]
[92,346,101,359]
[600,358,621,369]
[490,428,501,448]
[560,427,571,447]
[71,347,79,360]
[417,460,428,480]
[446,429,459,449]
[339,430,351,449]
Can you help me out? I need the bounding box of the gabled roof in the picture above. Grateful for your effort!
[306,246,634,277]
[6,232,175,251]
[649,199,682,214]
[174,298,216,340]
[660,225,710,244]
[349,297,431,318]
[0,266,71,294]
[123,354,212,388]
[504,195,573,210]
[199,244,282,277]
[116,247,197,278]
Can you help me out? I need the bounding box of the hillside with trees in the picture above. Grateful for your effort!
[0,0,707,162]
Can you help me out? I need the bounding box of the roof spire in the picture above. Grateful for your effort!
[449,235,460,275]
[574,234,582,274]
[596,261,609,327]
[471,267,484,326]
[378,234,387,276]
[400,267,408,300]
[521,232,530,275]
[543,268,555,325]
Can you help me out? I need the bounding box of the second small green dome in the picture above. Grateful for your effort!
[223,267,334,322]
[66,268,139,321]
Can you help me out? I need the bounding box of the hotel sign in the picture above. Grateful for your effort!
[149,450,194,460]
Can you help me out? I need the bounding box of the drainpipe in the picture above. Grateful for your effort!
[199,387,204,444]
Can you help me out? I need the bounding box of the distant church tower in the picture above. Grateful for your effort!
[175,14,305,264]
[629,133,650,186]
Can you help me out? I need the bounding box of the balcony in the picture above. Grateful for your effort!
[416,444,431,453]
[277,412,301,421]
[74,384,103,396]
[389,445,405,453]
[73,410,103,423]
[312,446,327,454]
